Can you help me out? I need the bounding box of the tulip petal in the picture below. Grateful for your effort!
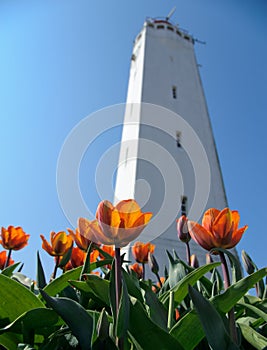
[188,221,216,251]
[202,208,220,231]
[212,208,233,238]
[40,234,54,255]
[224,225,248,249]
[115,199,141,227]
[231,211,240,232]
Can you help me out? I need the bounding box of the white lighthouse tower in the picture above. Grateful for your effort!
[114,16,227,271]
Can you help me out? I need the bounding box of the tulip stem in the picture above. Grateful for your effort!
[142,262,145,279]
[52,256,60,280]
[219,252,238,345]
[185,242,191,265]
[115,247,123,349]
[4,249,12,269]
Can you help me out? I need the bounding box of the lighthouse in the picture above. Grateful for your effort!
[114,16,228,271]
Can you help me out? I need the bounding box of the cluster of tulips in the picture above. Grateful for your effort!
[0,199,266,350]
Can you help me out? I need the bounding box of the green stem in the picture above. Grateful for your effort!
[156,272,163,288]
[167,291,174,329]
[4,249,12,269]
[115,247,123,349]
[219,251,238,345]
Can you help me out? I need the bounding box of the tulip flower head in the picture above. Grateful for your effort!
[190,254,199,268]
[67,227,93,252]
[0,250,14,270]
[177,215,191,243]
[130,263,143,279]
[188,208,248,252]
[132,241,155,264]
[40,231,73,256]
[1,226,30,251]
[80,199,152,248]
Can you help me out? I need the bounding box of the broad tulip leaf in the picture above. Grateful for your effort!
[128,298,184,349]
[1,262,21,277]
[40,289,93,350]
[160,262,220,305]
[36,251,46,289]
[140,281,168,331]
[188,285,239,350]
[212,267,267,314]
[166,250,187,288]
[116,278,130,338]
[70,276,110,306]
[0,308,61,335]
[238,322,267,349]
[42,266,83,296]
[0,274,44,328]
[0,333,21,350]
[238,300,267,323]
[122,269,143,302]
[170,267,267,349]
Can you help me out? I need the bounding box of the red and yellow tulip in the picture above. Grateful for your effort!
[1,226,29,251]
[40,231,73,256]
[188,208,248,251]
[132,241,155,264]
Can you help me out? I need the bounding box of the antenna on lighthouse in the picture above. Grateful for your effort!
[166,6,176,21]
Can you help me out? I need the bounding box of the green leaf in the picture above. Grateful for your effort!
[140,281,168,331]
[42,266,82,296]
[17,344,35,350]
[40,289,93,350]
[122,269,143,302]
[109,260,117,324]
[212,267,267,314]
[128,298,184,349]
[36,251,47,289]
[0,274,44,328]
[238,300,267,323]
[238,322,267,350]
[211,248,243,283]
[58,245,73,268]
[188,285,239,350]
[166,251,187,288]
[170,267,267,349]
[116,277,129,338]
[0,333,21,350]
[160,262,221,305]
[70,275,110,306]
[1,262,21,277]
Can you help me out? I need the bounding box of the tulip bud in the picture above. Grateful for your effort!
[190,254,199,268]
[148,252,159,274]
[177,216,191,243]
[241,250,255,274]
[206,253,213,265]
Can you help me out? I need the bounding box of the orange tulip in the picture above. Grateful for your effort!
[67,227,93,251]
[100,245,115,258]
[1,226,29,250]
[132,241,155,264]
[40,231,73,256]
[61,248,99,271]
[188,208,248,251]
[0,251,14,270]
[130,263,143,279]
[92,199,152,247]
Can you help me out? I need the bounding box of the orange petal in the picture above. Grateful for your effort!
[212,208,233,238]
[40,234,54,255]
[115,199,141,227]
[188,221,216,251]
[231,211,240,232]
[225,225,248,249]
[202,208,220,231]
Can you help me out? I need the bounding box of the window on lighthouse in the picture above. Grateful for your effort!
[176,131,181,148]
[181,196,187,216]
[172,86,177,99]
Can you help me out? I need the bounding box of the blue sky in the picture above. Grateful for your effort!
[0,0,266,279]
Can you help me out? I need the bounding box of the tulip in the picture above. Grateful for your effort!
[132,241,155,264]
[130,263,143,279]
[241,250,255,275]
[0,250,14,270]
[67,227,94,252]
[177,215,191,243]
[190,254,199,268]
[1,226,29,251]
[40,231,73,256]
[188,208,247,251]
[148,252,159,274]
[92,199,152,248]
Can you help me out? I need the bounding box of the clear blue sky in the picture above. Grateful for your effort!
[0,0,266,279]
